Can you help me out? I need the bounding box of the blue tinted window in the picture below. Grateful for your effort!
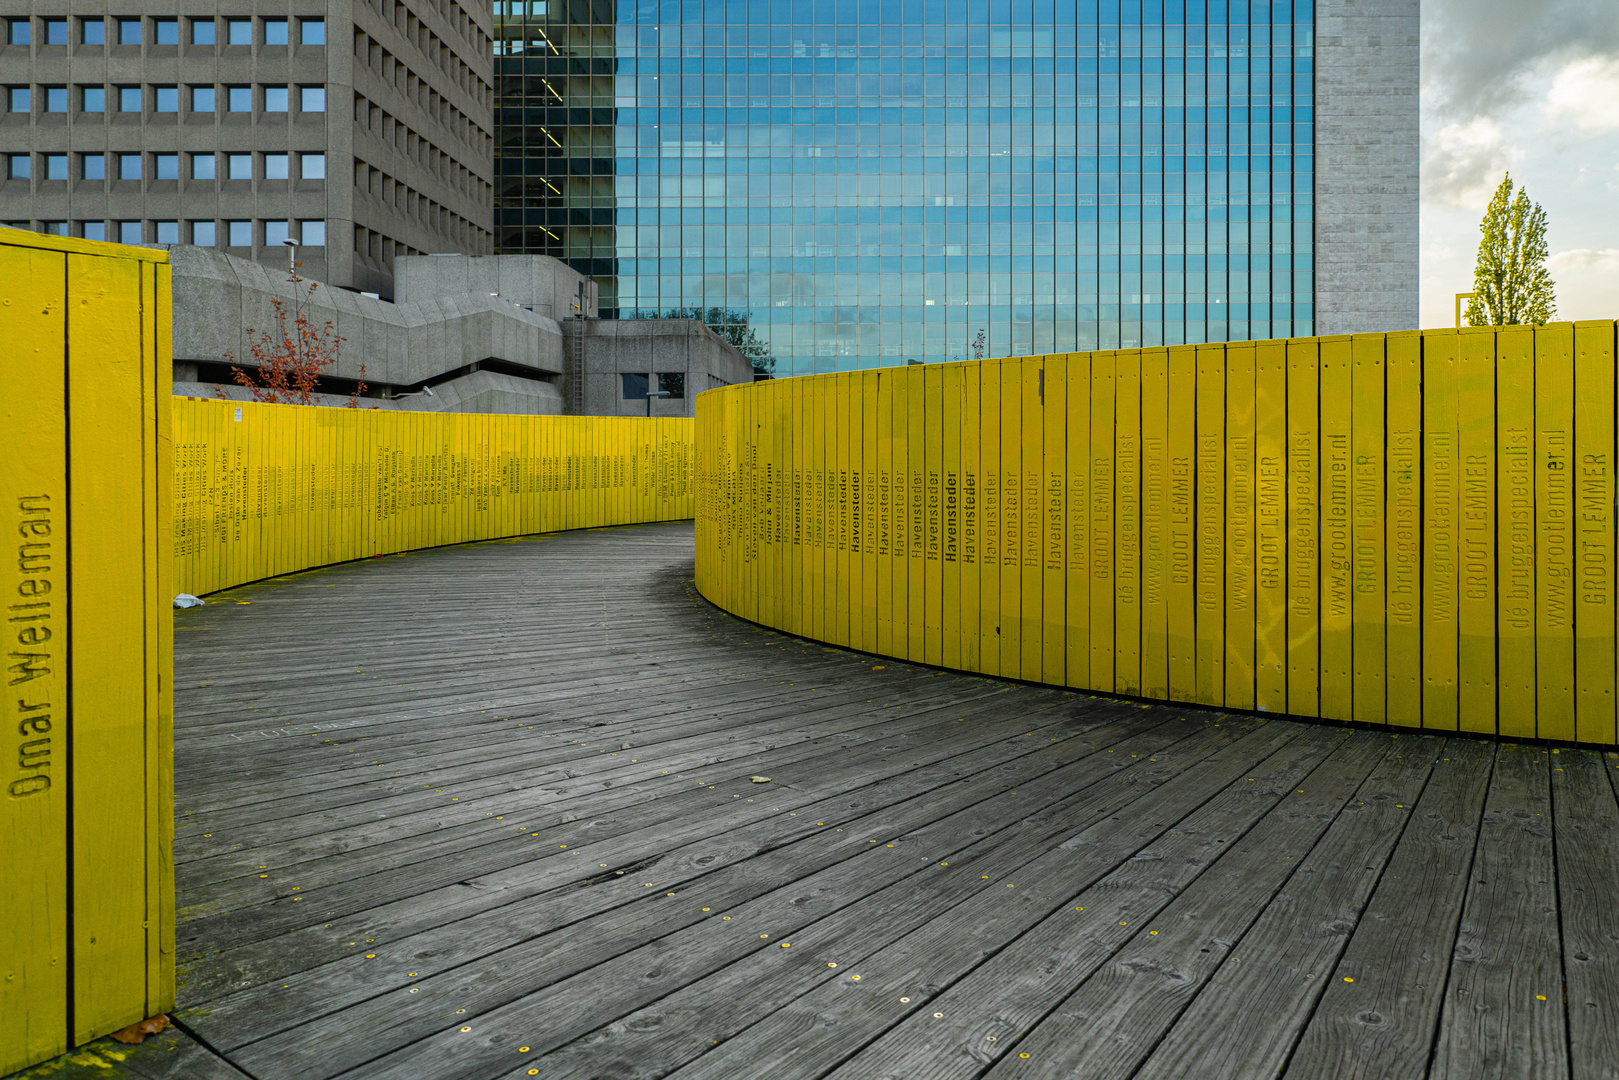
[191,85,215,111]
[80,86,104,112]
[82,154,105,180]
[227,19,251,46]
[300,19,325,45]
[227,220,252,246]
[45,154,67,180]
[81,19,104,45]
[43,19,66,45]
[8,19,29,45]
[191,19,215,45]
[264,85,288,111]
[622,372,649,399]
[227,85,250,111]
[154,19,178,45]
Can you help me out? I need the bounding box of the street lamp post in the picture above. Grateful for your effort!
[645,385,670,418]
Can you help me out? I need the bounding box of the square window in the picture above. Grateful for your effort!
[155,153,178,179]
[227,19,251,46]
[7,154,28,180]
[227,153,251,179]
[622,372,649,399]
[191,220,216,246]
[117,220,142,244]
[155,85,178,112]
[227,220,252,246]
[43,19,67,45]
[191,85,214,111]
[8,87,28,113]
[81,86,105,112]
[658,372,686,399]
[117,19,140,45]
[44,154,67,180]
[118,86,141,112]
[300,220,326,246]
[265,153,289,179]
[7,19,29,45]
[42,221,68,236]
[154,19,178,45]
[300,86,325,112]
[264,19,288,46]
[118,153,141,180]
[81,153,105,180]
[264,220,290,246]
[227,85,250,112]
[191,19,215,45]
[191,153,215,179]
[81,19,105,45]
[155,220,179,243]
[44,86,66,112]
[264,86,289,112]
[300,19,325,45]
[300,152,326,179]
[82,222,106,242]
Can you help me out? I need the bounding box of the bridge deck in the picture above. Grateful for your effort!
[41,522,1619,1079]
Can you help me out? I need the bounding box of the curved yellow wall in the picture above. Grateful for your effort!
[174,398,696,596]
[696,324,1619,746]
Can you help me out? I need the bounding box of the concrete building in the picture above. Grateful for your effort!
[168,245,753,416]
[0,0,495,297]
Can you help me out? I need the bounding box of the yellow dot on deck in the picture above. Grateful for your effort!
[520,1047,530,1052]
[1344,977,1354,982]
[723,916,731,920]
[1536,994,1547,1001]
[408,972,418,977]
[1021,1052,1031,1058]
[365,954,375,958]
[460,1026,471,1032]
[702,908,710,912]
[780,942,791,948]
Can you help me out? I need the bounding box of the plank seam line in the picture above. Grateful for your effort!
[166,1013,266,1080]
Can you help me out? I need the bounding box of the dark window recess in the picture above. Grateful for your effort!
[622,372,648,400]
[658,372,685,399]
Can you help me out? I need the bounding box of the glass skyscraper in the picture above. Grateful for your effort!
[494,0,1317,376]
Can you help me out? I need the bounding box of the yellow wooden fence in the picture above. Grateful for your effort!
[173,401,697,596]
[696,323,1619,746]
[1,231,174,1074]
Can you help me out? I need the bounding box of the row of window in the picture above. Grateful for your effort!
[5,17,324,48]
[19,219,326,246]
[7,151,325,182]
[6,84,326,116]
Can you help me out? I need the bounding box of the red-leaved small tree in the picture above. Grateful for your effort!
[221,274,366,406]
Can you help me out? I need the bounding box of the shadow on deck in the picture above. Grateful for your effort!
[19,521,1619,1079]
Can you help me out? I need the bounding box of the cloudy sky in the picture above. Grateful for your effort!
[1420,0,1619,326]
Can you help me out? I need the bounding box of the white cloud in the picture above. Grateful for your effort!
[1544,57,1619,132]
[1423,118,1516,208]
[1547,249,1619,320]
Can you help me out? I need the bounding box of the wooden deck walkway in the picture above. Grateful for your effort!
[35,521,1619,1079]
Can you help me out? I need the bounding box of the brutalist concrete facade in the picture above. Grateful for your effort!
[1315,0,1420,335]
[0,0,494,297]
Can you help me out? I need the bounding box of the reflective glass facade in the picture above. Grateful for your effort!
[494,0,1316,376]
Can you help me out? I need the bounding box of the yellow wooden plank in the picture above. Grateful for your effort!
[925,364,945,665]
[961,360,984,674]
[1252,339,1287,713]
[1064,353,1089,689]
[1574,320,1617,745]
[1041,353,1068,685]
[1114,348,1142,695]
[67,251,152,1042]
[1317,336,1353,721]
[1020,356,1044,680]
[978,359,1002,676]
[0,243,71,1074]
[941,364,963,668]
[1495,326,1536,738]
[1423,329,1461,731]
[1385,331,1424,727]
[1350,333,1387,726]
[999,358,1023,678]
[1166,344,1197,701]
[859,371,880,655]
[1224,341,1256,711]
[1458,327,1498,734]
[147,258,175,1020]
[1286,338,1320,716]
[1088,351,1115,691]
[1194,343,1225,707]
[908,364,928,663]
[810,375,826,645]
[876,370,896,657]
[1139,347,1170,701]
[835,371,853,648]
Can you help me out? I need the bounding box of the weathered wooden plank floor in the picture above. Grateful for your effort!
[53,521,1619,1079]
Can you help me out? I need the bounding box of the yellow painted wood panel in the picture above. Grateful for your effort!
[1041,355,1068,685]
[1114,348,1142,696]
[908,365,928,664]
[961,362,984,673]
[1495,327,1536,738]
[1385,332,1423,727]
[925,365,945,666]
[1424,332,1461,731]
[1286,339,1320,716]
[1088,352,1115,691]
[978,360,1003,676]
[876,370,897,658]
[1224,342,1256,711]
[1253,340,1287,713]
[1020,357,1044,680]
[1063,355,1088,687]
[1194,344,1225,707]
[941,364,963,669]
[1140,348,1171,701]
[1458,329,1498,734]
[999,359,1024,679]
[1574,320,1617,745]
[1350,334,1386,726]
[1318,337,1353,721]
[1166,345,1197,700]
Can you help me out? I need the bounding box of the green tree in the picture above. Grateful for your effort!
[1466,173,1556,327]
[647,306,775,375]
